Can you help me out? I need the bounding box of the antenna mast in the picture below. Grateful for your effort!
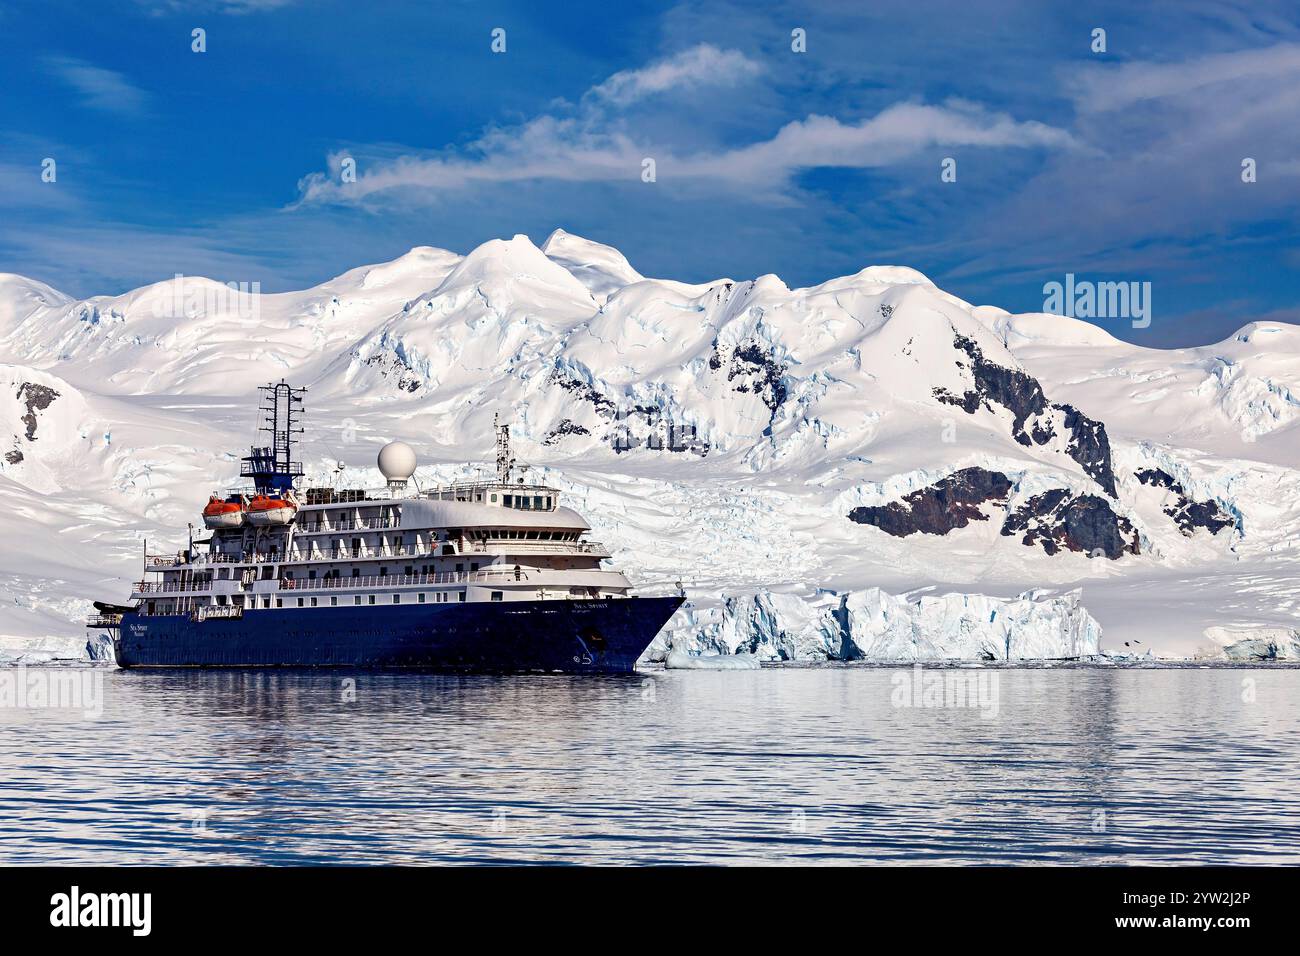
[241,381,306,494]
[494,413,515,485]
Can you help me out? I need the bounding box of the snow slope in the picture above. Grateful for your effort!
[2,232,1298,662]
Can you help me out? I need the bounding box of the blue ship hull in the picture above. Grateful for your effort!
[113,596,684,672]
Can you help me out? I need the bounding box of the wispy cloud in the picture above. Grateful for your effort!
[135,0,299,14]
[296,44,1071,206]
[44,56,149,116]
[588,44,762,105]
[1069,42,1300,113]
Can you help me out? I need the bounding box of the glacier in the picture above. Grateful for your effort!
[653,588,1101,662]
[2,230,1300,663]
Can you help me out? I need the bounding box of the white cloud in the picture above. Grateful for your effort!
[1070,42,1300,113]
[45,56,149,115]
[589,44,762,105]
[297,44,1072,207]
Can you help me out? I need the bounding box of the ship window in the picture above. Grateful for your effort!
[418,592,425,603]
[309,570,317,579]
[368,595,375,605]
[352,568,360,578]
[503,494,513,507]
[263,598,271,608]
[458,591,466,602]
[534,496,543,509]
[491,591,503,602]
[354,596,362,605]
[310,597,318,607]
[297,598,304,607]
[491,493,497,503]
[404,565,413,576]
[379,567,387,577]
[330,596,338,606]
[276,599,283,607]
[455,563,464,573]
[526,531,538,540]
[393,594,400,604]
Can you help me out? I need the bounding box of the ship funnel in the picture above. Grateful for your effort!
[378,441,417,492]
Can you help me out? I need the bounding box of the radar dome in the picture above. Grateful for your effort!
[377,441,417,481]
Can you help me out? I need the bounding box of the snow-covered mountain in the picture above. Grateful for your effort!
[2,230,1298,662]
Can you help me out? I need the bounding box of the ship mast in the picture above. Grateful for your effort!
[241,381,306,494]
[494,413,515,485]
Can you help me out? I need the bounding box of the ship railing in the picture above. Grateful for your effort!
[278,569,534,591]
[295,517,399,533]
[134,580,216,594]
[86,613,123,627]
[464,539,610,556]
[426,480,556,496]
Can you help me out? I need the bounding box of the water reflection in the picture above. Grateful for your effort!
[1,667,1296,864]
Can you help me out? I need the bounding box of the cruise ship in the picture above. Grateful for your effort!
[88,382,684,671]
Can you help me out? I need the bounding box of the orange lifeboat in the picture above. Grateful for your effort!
[202,494,247,530]
[246,491,298,526]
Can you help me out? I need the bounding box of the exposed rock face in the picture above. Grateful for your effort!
[934,333,1117,495]
[550,370,616,415]
[849,467,1139,559]
[1056,404,1116,497]
[1135,468,1235,536]
[542,419,591,445]
[709,337,787,431]
[848,467,1013,536]
[1002,490,1140,558]
[17,383,59,441]
[362,350,421,393]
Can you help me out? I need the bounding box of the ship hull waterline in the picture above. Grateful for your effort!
[112,595,685,673]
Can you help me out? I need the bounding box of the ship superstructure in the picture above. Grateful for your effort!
[90,383,682,671]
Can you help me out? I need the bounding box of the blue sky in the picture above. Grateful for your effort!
[2,0,1298,346]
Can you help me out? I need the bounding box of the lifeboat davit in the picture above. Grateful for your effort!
[246,492,298,526]
[202,494,247,529]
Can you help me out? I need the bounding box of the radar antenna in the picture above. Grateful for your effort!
[494,413,515,485]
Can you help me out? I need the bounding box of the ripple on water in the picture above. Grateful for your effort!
[0,667,1297,864]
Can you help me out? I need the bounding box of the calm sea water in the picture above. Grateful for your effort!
[1,665,1297,865]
